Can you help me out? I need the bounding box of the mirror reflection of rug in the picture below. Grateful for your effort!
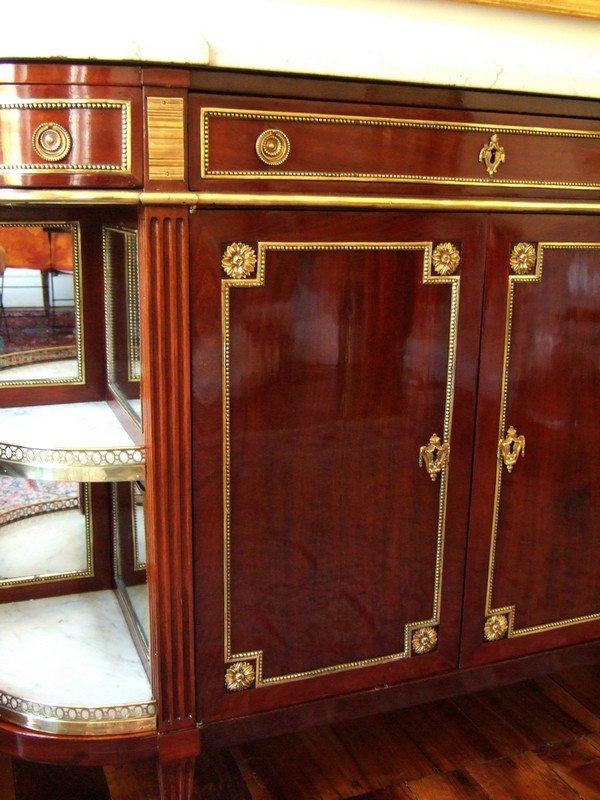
[0,308,76,368]
[0,477,79,526]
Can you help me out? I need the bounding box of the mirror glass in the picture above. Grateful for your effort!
[0,478,92,586]
[0,222,83,387]
[113,481,149,658]
[104,227,141,427]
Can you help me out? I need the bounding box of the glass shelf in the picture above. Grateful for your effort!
[0,589,155,735]
[0,402,145,482]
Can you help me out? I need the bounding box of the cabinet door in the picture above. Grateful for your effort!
[461,215,600,667]
[191,210,486,721]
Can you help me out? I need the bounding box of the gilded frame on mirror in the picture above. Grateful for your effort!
[0,481,93,588]
[103,226,142,428]
[0,221,84,388]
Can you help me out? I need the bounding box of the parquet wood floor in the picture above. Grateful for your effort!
[3,665,600,799]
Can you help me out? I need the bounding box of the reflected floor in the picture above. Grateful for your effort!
[0,358,77,381]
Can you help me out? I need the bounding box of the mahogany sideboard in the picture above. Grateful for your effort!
[0,62,598,799]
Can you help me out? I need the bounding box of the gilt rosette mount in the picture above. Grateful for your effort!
[221,243,258,279]
[411,626,438,655]
[432,243,461,276]
[419,434,450,481]
[225,661,256,692]
[484,614,509,641]
[510,242,537,275]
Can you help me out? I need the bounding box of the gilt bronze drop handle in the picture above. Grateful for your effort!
[419,434,449,481]
[499,426,525,473]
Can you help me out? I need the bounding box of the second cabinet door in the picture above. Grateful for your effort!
[461,215,600,667]
[190,210,486,721]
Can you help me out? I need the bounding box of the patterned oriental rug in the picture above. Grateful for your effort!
[0,308,76,369]
[0,477,79,526]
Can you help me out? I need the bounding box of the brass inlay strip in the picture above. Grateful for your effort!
[486,243,600,638]
[0,189,600,213]
[0,442,145,482]
[0,690,156,735]
[146,97,185,181]
[0,99,131,174]
[223,242,458,684]
[201,108,600,191]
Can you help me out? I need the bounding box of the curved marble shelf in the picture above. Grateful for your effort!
[0,402,145,482]
[0,590,156,735]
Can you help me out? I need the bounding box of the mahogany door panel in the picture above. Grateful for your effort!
[190,210,486,722]
[461,215,600,667]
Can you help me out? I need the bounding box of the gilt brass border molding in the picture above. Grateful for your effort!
[0,99,131,174]
[486,242,600,640]
[201,108,600,191]
[222,241,458,685]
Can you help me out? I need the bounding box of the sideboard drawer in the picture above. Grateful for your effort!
[0,86,142,188]
[190,94,600,199]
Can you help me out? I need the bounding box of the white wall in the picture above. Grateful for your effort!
[2,0,600,98]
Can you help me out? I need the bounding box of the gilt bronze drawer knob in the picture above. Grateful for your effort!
[256,128,291,166]
[32,122,72,162]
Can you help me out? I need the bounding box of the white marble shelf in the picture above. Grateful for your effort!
[0,589,155,735]
[0,402,145,482]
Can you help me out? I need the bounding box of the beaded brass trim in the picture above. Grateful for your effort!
[223,242,458,684]
[200,108,600,191]
[0,99,131,174]
[486,243,600,639]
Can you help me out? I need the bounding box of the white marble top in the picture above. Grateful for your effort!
[0,590,153,708]
[0,402,138,451]
[2,0,600,99]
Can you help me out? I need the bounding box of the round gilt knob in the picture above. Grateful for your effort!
[32,122,72,162]
[256,129,291,166]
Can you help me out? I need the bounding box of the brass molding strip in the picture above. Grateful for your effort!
[223,242,457,685]
[486,242,600,639]
[0,442,145,482]
[0,190,600,213]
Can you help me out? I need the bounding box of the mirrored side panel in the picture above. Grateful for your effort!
[112,481,148,659]
[0,478,92,587]
[104,226,141,427]
[0,222,84,387]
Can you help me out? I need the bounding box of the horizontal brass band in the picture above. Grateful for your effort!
[0,190,599,213]
[0,691,156,736]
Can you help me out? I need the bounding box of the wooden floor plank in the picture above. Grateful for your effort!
[551,666,600,718]
[536,735,600,799]
[535,675,600,733]
[399,769,491,800]
[388,698,504,772]
[466,751,582,799]
[104,762,160,800]
[13,761,111,800]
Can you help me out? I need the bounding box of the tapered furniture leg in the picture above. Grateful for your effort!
[158,756,196,800]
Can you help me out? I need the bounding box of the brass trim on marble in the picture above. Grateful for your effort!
[0,689,156,736]
[0,442,145,483]
[200,107,600,191]
[0,99,131,174]
[485,242,600,639]
[146,96,185,181]
[0,221,85,389]
[0,483,94,589]
[223,242,458,684]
